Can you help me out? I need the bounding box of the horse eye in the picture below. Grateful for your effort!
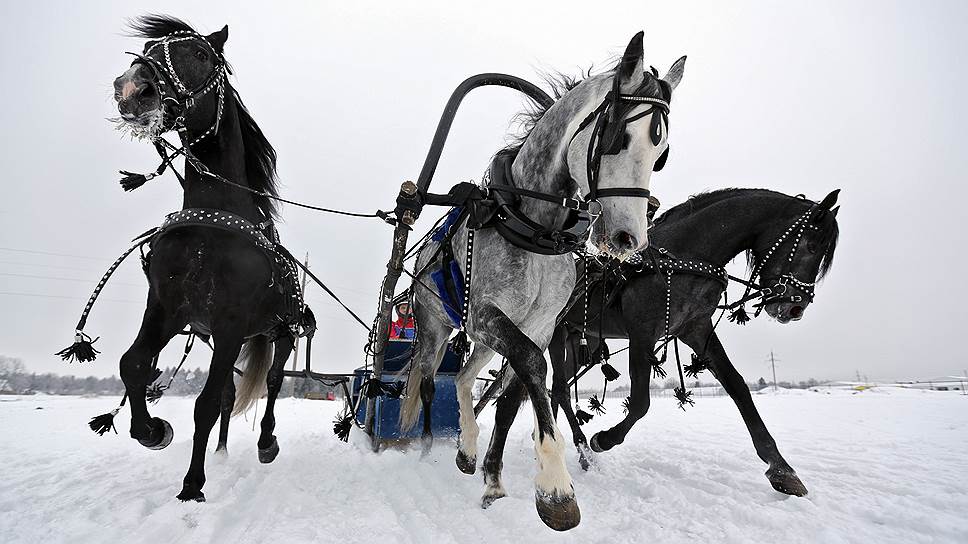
[807,241,818,254]
[194,50,208,61]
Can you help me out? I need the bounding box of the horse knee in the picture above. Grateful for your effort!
[119,349,152,384]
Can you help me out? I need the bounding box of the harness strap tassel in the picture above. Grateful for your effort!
[56,332,100,363]
[728,305,751,325]
[684,354,709,378]
[333,411,354,442]
[588,394,606,416]
[88,393,127,436]
[651,351,668,379]
[575,407,594,425]
[601,362,620,382]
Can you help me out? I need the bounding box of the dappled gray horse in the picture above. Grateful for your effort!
[399,32,686,530]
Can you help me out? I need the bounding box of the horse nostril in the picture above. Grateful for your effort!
[611,230,636,251]
[790,306,804,318]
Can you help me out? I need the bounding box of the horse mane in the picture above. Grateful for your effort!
[657,188,840,280]
[127,14,196,39]
[128,15,280,219]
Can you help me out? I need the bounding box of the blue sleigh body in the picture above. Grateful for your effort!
[352,339,463,441]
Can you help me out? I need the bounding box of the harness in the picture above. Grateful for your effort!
[724,205,822,322]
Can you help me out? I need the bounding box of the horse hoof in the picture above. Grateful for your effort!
[767,467,808,497]
[535,491,581,531]
[138,418,173,450]
[420,436,433,458]
[481,490,506,509]
[456,450,476,475]
[176,488,205,503]
[589,433,607,453]
[258,436,280,464]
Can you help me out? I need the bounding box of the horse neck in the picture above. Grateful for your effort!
[511,76,609,227]
[181,99,265,224]
[655,191,807,267]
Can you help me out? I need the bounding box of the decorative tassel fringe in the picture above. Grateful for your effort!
[575,407,594,426]
[363,378,403,399]
[728,305,751,325]
[588,394,606,416]
[119,170,154,192]
[88,408,120,436]
[622,397,631,415]
[684,354,710,378]
[451,331,470,358]
[333,412,353,442]
[651,353,667,379]
[601,362,620,382]
[674,387,695,411]
[56,333,100,363]
[578,339,591,368]
[146,384,165,404]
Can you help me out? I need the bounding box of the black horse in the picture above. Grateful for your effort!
[110,16,306,502]
[545,188,840,496]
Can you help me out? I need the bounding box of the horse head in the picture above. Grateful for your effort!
[757,190,841,323]
[113,15,229,142]
[564,32,686,260]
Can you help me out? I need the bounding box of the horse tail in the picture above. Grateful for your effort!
[399,360,424,432]
[232,335,274,416]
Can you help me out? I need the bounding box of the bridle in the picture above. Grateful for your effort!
[483,70,672,250]
[126,30,228,146]
[743,205,823,312]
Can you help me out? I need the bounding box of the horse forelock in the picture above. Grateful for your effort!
[127,14,197,40]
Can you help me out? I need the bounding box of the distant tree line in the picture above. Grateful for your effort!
[0,355,340,399]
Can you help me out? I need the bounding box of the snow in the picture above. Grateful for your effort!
[1,391,966,543]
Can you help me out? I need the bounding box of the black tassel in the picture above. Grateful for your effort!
[55,333,100,363]
[88,408,120,436]
[651,353,667,379]
[588,394,606,416]
[363,378,384,399]
[575,407,594,425]
[451,331,470,358]
[598,339,610,363]
[601,362,620,382]
[119,170,153,192]
[674,387,695,411]
[146,384,165,404]
[578,339,591,368]
[333,412,353,442]
[684,354,710,378]
[622,397,631,414]
[728,305,751,325]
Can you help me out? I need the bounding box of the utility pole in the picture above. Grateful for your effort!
[289,252,309,399]
[770,351,778,392]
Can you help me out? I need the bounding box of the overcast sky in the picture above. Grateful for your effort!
[1,1,965,385]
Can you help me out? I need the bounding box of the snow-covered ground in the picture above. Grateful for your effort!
[0,388,965,543]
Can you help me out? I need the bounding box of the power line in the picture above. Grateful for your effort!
[0,291,142,304]
[0,246,111,262]
[0,260,107,274]
[0,272,144,287]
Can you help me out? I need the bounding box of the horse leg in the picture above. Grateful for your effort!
[481,376,526,508]
[398,298,451,455]
[590,331,653,452]
[257,334,294,463]
[549,327,591,470]
[177,332,244,502]
[680,326,807,496]
[215,377,235,454]
[119,293,185,447]
[454,344,495,475]
[475,305,580,531]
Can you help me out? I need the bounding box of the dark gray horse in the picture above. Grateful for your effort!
[399,33,686,530]
[545,188,841,496]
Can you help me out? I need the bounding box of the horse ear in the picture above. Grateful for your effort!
[662,55,687,93]
[206,25,229,53]
[818,189,840,210]
[830,206,840,218]
[616,31,646,94]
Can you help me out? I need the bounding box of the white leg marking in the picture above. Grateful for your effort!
[532,403,574,497]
